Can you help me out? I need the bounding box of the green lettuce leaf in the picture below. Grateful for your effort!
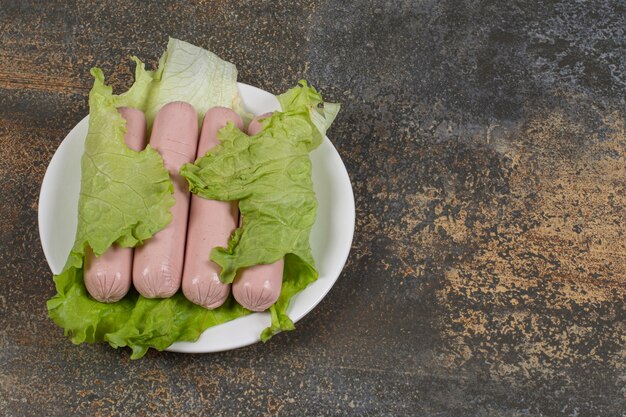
[48,265,248,359]
[47,39,246,359]
[73,68,175,257]
[181,80,339,339]
[119,38,238,129]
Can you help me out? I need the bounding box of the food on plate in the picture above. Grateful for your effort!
[180,81,338,341]
[232,258,285,312]
[182,107,243,308]
[231,113,285,311]
[47,38,339,358]
[83,107,147,302]
[133,101,199,298]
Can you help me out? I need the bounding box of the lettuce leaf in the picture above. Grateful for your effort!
[48,264,249,359]
[72,68,175,257]
[119,38,238,129]
[47,39,246,359]
[181,80,339,339]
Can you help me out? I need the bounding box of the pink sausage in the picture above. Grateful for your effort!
[182,107,243,309]
[133,101,199,298]
[84,107,147,302]
[232,113,285,312]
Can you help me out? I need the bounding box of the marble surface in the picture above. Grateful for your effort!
[1,1,624,415]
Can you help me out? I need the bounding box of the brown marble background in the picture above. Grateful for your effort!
[1,1,625,416]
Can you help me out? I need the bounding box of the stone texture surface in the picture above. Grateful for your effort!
[1,1,625,416]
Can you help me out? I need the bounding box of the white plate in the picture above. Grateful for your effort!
[38,82,355,353]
